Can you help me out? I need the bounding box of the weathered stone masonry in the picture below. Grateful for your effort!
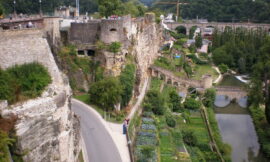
[0,29,81,162]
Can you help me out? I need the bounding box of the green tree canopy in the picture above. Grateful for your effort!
[184,97,201,110]
[203,88,216,108]
[218,64,229,74]
[169,90,182,112]
[98,0,124,17]
[195,34,202,49]
[89,77,122,111]
[119,64,136,108]
[143,90,165,115]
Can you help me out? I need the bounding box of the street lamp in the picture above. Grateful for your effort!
[13,0,16,17]
[39,0,42,16]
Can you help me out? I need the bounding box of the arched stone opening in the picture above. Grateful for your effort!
[160,74,165,80]
[154,70,159,77]
[167,78,172,84]
[173,82,179,87]
[175,25,187,35]
[87,49,95,56]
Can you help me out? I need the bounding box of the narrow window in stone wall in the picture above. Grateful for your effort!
[77,50,85,55]
[110,28,117,32]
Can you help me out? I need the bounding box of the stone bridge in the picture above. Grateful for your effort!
[149,65,212,89]
[165,22,270,34]
[216,86,247,100]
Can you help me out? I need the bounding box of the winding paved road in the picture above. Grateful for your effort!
[71,99,122,162]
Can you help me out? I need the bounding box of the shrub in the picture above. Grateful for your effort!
[0,63,51,104]
[166,116,176,127]
[182,130,198,146]
[218,64,229,74]
[108,42,121,54]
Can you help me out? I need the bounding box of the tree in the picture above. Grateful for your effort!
[175,26,187,35]
[119,64,136,108]
[143,90,165,115]
[189,26,197,39]
[109,42,122,62]
[98,0,124,17]
[169,90,182,112]
[166,115,176,127]
[203,88,216,108]
[109,42,121,54]
[218,64,228,74]
[212,47,233,66]
[184,98,201,110]
[0,2,4,17]
[89,77,122,111]
[195,34,202,49]
[252,36,270,123]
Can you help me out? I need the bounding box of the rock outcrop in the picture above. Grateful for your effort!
[0,29,81,161]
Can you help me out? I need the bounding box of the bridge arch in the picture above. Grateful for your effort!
[167,78,172,84]
[160,74,165,80]
[175,25,187,35]
[173,82,179,87]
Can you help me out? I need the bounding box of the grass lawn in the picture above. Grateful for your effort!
[192,64,219,81]
[150,77,163,91]
[181,112,210,145]
[78,150,84,162]
[73,94,125,123]
[156,115,192,162]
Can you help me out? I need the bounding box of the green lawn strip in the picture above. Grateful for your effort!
[78,150,84,162]
[192,64,219,81]
[150,77,163,91]
[73,94,125,123]
[162,85,176,102]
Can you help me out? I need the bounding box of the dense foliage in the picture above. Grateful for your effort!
[202,88,216,108]
[149,0,270,23]
[119,64,136,108]
[195,34,202,48]
[169,90,182,112]
[0,63,51,104]
[108,42,121,54]
[143,90,165,115]
[182,130,198,146]
[184,97,201,110]
[249,105,270,158]
[212,28,267,74]
[212,29,270,123]
[89,77,122,111]
[0,0,146,17]
[0,130,14,162]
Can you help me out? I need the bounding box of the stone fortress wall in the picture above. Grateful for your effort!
[0,29,81,162]
[68,13,164,93]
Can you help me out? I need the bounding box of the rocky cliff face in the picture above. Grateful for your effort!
[0,29,81,161]
[132,19,163,93]
[105,14,164,93]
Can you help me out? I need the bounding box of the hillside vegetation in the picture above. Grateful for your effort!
[148,0,270,23]
[0,62,51,104]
